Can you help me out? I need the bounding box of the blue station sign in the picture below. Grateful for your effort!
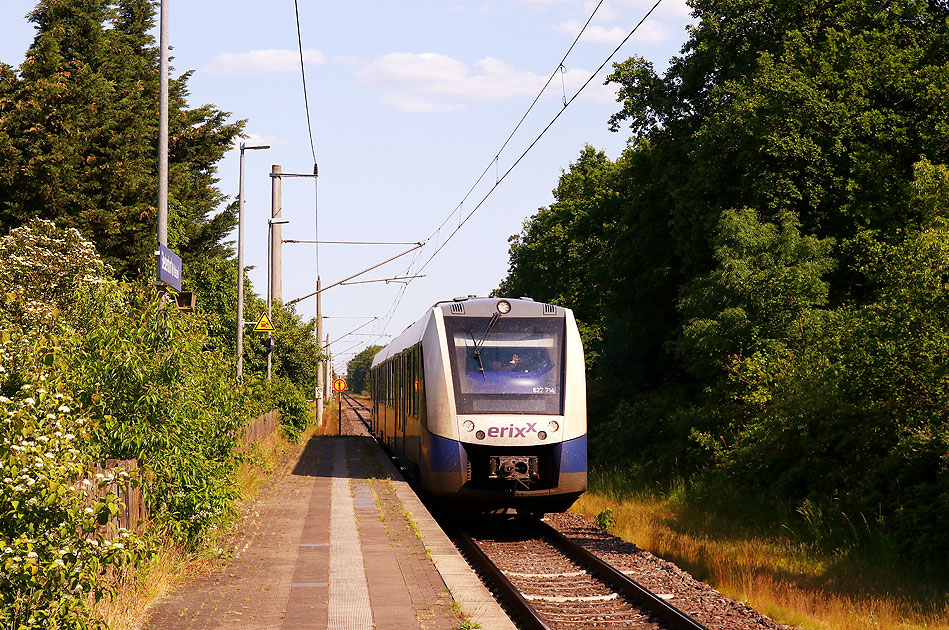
[156,242,183,291]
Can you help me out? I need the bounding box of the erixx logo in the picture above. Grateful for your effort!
[484,423,537,438]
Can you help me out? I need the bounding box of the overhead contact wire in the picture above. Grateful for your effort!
[416,0,664,273]
[293,0,318,164]
[378,0,659,346]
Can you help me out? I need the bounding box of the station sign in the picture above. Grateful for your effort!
[156,242,182,291]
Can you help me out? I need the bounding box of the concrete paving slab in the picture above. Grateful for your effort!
[145,408,515,630]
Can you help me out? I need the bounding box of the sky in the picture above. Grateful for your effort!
[0,0,694,374]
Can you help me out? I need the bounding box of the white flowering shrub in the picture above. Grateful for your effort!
[0,218,111,328]
[0,380,149,629]
[0,213,270,626]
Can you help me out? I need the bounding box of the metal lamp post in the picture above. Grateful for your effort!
[236,142,270,379]
[267,217,290,381]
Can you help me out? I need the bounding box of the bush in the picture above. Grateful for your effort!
[266,375,311,441]
[0,377,149,629]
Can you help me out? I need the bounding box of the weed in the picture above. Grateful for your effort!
[450,601,481,630]
[595,507,617,530]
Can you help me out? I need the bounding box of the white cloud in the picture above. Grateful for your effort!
[556,16,673,45]
[555,19,625,44]
[357,53,545,107]
[229,132,290,152]
[356,52,616,111]
[204,48,326,75]
[583,1,618,24]
[380,93,468,113]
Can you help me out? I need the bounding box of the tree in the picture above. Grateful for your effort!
[498,146,623,370]
[347,345,383,395]
[0,0,244,278]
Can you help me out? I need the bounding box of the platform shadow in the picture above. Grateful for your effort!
[289,434,402,482]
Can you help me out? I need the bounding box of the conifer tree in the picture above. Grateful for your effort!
[0,0,244,277]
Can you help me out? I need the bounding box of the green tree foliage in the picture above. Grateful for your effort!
[499,0,949,559]
[676,208,835,381]
[185,255,324,393]
[0,220,268,547]
[714,159,949,555]
[347,345,382,395]
[0,0,244,278]
[498,146,622,369]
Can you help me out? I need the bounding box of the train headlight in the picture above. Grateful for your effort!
[462,419,475,432]
[496,299,511,314]
[475,430,486,440]
[547,420,559,432]
[537,431,547,440]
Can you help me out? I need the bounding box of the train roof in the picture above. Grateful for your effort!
[370,297,568,368]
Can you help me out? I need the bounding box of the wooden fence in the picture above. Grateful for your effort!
[82,459,148,539]
[81,411,280,538]
[241,409,280,447]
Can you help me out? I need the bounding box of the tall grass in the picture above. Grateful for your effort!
[574,467,949,630]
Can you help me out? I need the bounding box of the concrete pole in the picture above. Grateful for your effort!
[325,333,331,400]
[157,0,169,247]
[237,147,246,379]
[266,220,272,381]
[267,165,281,382]
[315,276,323,425]
[271,165,283,302]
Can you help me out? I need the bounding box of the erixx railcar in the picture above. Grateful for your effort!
[370,296,586,515]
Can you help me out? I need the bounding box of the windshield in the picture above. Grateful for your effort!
[444,316,564,415]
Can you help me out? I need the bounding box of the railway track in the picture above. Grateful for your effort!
[444,516,709,630]
[341,392,369,416]
[343,392,707,629]
[340,392,372,433]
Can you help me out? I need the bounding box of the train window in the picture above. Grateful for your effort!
[444,317,565,415]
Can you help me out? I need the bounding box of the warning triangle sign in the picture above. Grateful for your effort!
[253,314,275,332]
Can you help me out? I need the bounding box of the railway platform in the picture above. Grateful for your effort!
[145,406,515,630]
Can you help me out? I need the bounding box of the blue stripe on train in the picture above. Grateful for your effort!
[427,432,587,473]
[556,435,587,473]
[427,432,464,473]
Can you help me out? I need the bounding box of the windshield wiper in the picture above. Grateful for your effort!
[471,313,501,380]
[469,331,486,379]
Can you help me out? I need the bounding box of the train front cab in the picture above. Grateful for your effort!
[420,299,587,514]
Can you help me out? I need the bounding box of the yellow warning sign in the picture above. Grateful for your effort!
[253,313,275,332]
[333,378,347,393]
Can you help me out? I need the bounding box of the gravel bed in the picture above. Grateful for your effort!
[545,511,800,630]
[471,525,666,629]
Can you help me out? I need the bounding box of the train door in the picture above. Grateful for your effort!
[395,352,405,459]
[370,368,376,434]
[386,361,394,447]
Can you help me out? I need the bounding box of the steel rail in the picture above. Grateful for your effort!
[538,522,710,630]
[341,393,372,433]
[448,525,554,630]
[444,518,710,630]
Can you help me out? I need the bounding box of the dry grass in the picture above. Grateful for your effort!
[573,489,949,630]
[93,543,187,630]
[312,396,341,436]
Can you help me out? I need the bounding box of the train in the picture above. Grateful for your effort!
[369,296,586,516]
